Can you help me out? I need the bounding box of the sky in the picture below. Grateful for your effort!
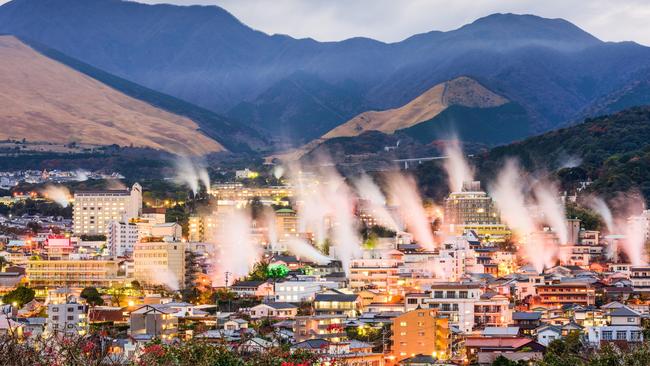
[132,0,650,45]
[0,0,648,45]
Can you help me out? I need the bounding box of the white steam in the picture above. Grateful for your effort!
[353,174,400,231]
[211,209,262,286]
[443,139,474,193]
[534,183,568,244]
[41,185,72,208]
[385,173,435,250]
[174,156,210,195]
[285,238,332,265]
[586,196,614,233]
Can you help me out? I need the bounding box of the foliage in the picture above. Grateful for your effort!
[247,261,270,281]
[565,203,602,231]
[3,285,35,308]
[80,287,105,307]
[266,264,289,280]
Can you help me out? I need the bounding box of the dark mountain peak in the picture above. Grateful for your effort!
[455,12,602,48]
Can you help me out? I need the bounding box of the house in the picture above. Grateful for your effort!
[88,306,126,324]
[129,304,179,341]
[609,306,641,326]
[465,337,546,364]
[293,315,348,343]
[223,318,248,331]
[246,302,298,319]
[291,338,330,354]
[239,337,277,353]
[391,308,450,362]
[230,280,274,298]
[314,290,360,317]
[512,311,542,335]
[46,300,87,336]
[536,325,562,347]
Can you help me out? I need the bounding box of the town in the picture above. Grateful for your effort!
[0,150,649,366]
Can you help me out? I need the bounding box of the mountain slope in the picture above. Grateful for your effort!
[0,35,223,155]
[227,72,365,143]
[21,37,267,152]
[3,1,650,142]
[323,76,507,138]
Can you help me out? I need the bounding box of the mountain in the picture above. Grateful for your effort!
[3,1,650,145]
[323,76,510,138]
[0,35,223,155]
[227,72,366,144]
[448,106,650,201]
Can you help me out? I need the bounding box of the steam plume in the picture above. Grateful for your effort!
[534,183,568,244]
[285,238,331,265]
[41,185,72,207]
[385,172,435,250]
[353,174,400,231]
[443,139,474,193]
[586,196,614,233]
[174,156,210,195]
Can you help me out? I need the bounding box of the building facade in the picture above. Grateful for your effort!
[73,183,142,235]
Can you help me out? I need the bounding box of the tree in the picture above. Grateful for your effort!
[80,287,104,307]
[3,286,35,308]
[0,256,8,272]
[247,261,269,281]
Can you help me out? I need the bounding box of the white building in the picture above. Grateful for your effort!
[46,300,87,336]
[585,306,644,347]
[107,220,139,257]
[73,183,142,235]
[275,279,339,303]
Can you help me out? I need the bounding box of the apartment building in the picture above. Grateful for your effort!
[293,315,348,343]
[27,258,125,288]
[349,251,403,294]
[536,282,596,307]
[423,283,483,333]
[133,241,186,289]
[46,300,87,336]
[73,183,142,235]
[107,220,139,257]
[391,309,450,362]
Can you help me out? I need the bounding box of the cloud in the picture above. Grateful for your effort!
[122,0,650,45]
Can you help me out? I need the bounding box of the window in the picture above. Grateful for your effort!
[628,317,636,323]
[434,291,443,298]
[417,312,424,317]
[399,322,407,327]
[602,331,613,340]
[631,331,641,341]
[616,331,627,340]
[459,291,468,299]
[407,299,419,304]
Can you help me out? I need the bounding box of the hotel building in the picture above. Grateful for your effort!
[73,183,142,235]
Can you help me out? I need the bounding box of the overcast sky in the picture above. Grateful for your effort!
[2,0,649,45]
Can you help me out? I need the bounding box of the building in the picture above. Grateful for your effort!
[245,302,298,319]
[630,266,650,292]
[27,258,125,288]
[129,304,179,341]
[133,241,186,289]
[536,282,596,308]
[73,183,142,235]
[46,300,87,336]
[293,315,348,343]
[188,213,217,242]
[443,181,500,227]
[423,283,483,333]
[107,220,139,257]
[275,279,339,303]
[349,251,403,294]
[231,280,274,298]
[314,290,360,317]
[391,308,450,362]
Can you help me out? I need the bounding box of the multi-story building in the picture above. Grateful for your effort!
[73,183,142,235]
[107,220,139,257]
[444,181,500,227]
[349,251,403,294]
[293,315,348,343]
[630,266,650,292]
[46,300,87,336]
[133,241,186,289]
[275,279,339,303]
[313,290,360,317]
[536,282,596,308]
[188,213,218,242]
[423,283,484,333]
[275,208,299,241]
[27,258,125,288]
[391,308,450,362]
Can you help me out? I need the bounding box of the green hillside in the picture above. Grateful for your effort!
[399,102,530,145]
